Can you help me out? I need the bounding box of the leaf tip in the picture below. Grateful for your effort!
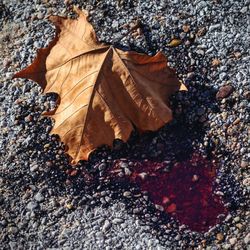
[12,69,26,80]
[73,6,89,18]
[12,72,18,79]
[70,159,77,166]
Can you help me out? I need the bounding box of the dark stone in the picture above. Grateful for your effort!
[216,85,234,100]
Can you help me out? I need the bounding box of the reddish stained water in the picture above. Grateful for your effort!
[111,153,227,232]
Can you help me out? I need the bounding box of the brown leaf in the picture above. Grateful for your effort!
[167,38,182,47]
[14,8,187,164]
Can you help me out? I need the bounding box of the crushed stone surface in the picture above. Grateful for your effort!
[0,0,249,249]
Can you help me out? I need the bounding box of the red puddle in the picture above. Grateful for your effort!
[111,154,227,232]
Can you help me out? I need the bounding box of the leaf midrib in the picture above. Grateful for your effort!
[75,46,113,159]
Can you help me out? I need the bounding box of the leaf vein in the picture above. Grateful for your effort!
[61,70,98,99]
[114,49,165,124]
[55,84,94,115]
[54,104,88,130]
[61,125,84,139]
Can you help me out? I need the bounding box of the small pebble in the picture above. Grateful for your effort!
[244,233,250,244]
[155,204,164,211]
[192,174,199,182]
[123,191,131,197]
[216,85,234,100]
[229,237,237,245]
[216,233,224,242]
[102,220,111,232]
[240,160,248,168]
[34,193,44,202]
[27,201,38,211]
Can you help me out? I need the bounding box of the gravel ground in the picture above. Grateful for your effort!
[0,0,249,249]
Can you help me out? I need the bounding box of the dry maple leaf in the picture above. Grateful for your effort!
[14,8,187,164]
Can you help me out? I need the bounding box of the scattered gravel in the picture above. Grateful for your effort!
[0,0,249,249]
